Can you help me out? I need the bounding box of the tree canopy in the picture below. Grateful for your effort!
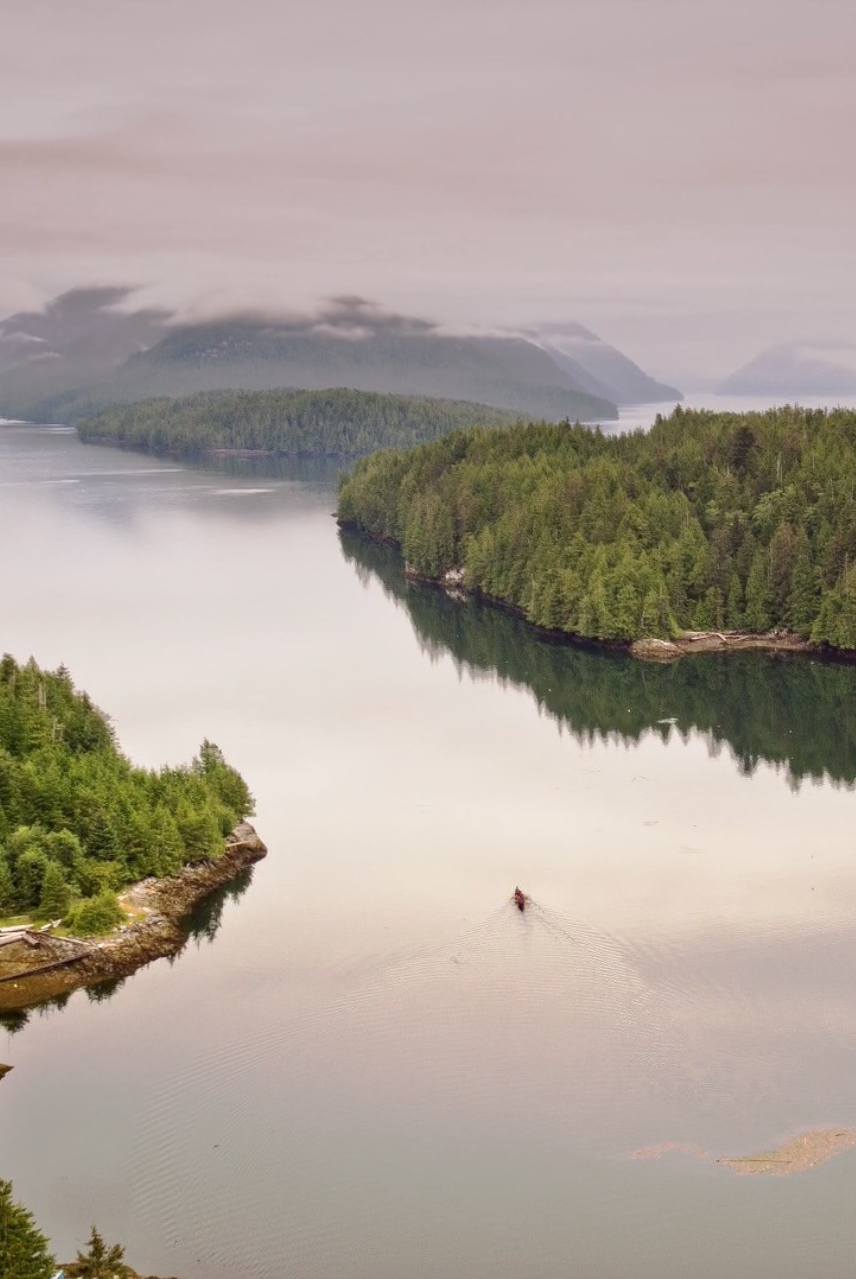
[338,405,856,649]
[66,1225,132,1278]
[0,656,254,931]
[77,387,525,459]
[0,1178,56,1279]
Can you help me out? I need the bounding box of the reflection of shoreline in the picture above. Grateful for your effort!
[631,1127,856,1176]
[349,520,843,664]
[0,823,266,1020]
[630,630,814,660]
[78,436,346,484]
[405,561,819,663]
[340,528,856,788]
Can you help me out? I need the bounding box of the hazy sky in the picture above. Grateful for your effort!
[3,0,855,381]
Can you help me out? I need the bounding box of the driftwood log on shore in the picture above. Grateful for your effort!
[392,546,822,665]
[0,821,267,1014]
[630,630,814,661]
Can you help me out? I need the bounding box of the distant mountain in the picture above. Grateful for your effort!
[534,322,682,404]
[0,291,617,425]
[0,287,171,417]
[717,343,856,396]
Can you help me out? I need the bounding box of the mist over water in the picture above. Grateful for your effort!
[1,422,856,1279]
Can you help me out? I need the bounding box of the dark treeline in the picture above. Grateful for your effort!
[77,387,523,458]
[338,406,856,648]
[340,529,856,789]
[0,655,253,933]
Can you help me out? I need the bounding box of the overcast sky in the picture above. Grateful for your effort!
[2,0,855,381]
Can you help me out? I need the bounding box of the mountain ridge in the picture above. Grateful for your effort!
[717,342,856,396]
[0,291,617,424]
[535,321,682,404]
[0,288,685,424]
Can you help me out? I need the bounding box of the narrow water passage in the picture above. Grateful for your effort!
[1,423,855,1279]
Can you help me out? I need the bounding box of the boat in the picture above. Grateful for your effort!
[513,886,527,912]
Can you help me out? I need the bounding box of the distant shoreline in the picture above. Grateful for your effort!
[78,434,349,459]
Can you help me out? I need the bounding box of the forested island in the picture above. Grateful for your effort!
[0,655,263,1008]
[337,405,856,652]
[77,387,524,458]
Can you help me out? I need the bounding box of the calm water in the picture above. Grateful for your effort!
[1,419,856,1279]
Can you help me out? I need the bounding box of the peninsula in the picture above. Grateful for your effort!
[0,654,264,1012]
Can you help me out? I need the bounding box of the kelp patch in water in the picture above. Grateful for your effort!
[630,1128,856,1176]
[717,1127,856,1175]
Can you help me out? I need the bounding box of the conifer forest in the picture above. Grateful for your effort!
[0,656,253,933]
[338,406,856,649]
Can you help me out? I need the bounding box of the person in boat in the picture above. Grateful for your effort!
[513,887,526,912]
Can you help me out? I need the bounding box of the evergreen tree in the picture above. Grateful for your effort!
[768,521,798,615]
[0,1178,56,1279]
[67,1225,132,1279]
[788,535,821,635]
[833,565,856,649]
[39,859,71,919]
[15,847,49,911]
[743,551,773,632]
[726,572,744,629]
[0,855,16,915]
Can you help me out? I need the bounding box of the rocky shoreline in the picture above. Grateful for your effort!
[0,821,266,1014]
[629,630,814,661]
[361,537,837,664]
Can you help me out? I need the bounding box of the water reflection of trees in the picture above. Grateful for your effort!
[340,529,856,790]
[196,452,344,486]
[0,1008,30,1035]
[86,976,127,1003]
[0,870,256,1032]
[183,866,255,945]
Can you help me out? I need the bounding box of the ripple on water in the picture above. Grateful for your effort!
[121,900,856,1274]
[127,900,672,1274]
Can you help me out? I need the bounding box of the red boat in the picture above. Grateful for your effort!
[513,886,527,912]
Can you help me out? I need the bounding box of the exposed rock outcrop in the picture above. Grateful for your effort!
[0,822,267,1014]
[632,630,814,661]
[629,637,683,661]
